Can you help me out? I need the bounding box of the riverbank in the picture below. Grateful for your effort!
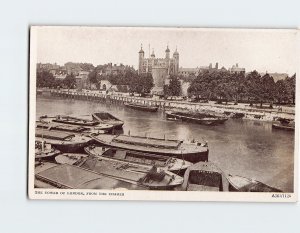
[37,88,295,122]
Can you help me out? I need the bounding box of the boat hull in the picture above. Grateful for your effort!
[92,113,124,130]
[91,135,209,163]
[36,137,91,153]
[124,103,158,112]
[227,175,282,192]
[272,123,294,131]
[84,146,192,175]
[166,111,227,126]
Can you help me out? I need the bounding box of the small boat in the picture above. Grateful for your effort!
[90,134,209,163]
[55,153,89,165]
[40,115,99,127]
[166,116,182,122]
[124,102,159,112]
[272,118,295,131]
[36,121,112,134]
[84,145,192,175]
[92,112,124,129]
[272,123,295,131]
[181,162,228,191]
[165,111,228,126]
[35,141,60,160]
[79,157,183,190]
[35,128,92,153]
[227,174,282,192]
[35,162,145,190]
[231,112,245,119]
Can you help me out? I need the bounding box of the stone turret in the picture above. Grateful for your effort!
[138,44,144,74]
[173,47,179,74]
[165,45,170,59]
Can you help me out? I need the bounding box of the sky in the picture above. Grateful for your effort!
[34,26,298,75]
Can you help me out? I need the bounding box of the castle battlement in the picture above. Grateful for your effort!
[138,45,179,95]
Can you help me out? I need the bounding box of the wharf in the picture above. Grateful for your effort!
[38,88,295,122]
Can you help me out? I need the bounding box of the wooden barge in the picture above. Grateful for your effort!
[180,161,282,192]
[35,162,145,190]
[79,157,183,190]
[84,145,192,175]
[90,134,209,163]
[124,102,159,112]
[165,111,228,126]
[35,141,60,161]
[92,112,124,129]
[39,115,114,132]
[227,174,282,192]
[181,162,229,191]
[35,128,92,153]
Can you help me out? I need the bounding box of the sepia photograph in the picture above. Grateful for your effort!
[28,26,297,201]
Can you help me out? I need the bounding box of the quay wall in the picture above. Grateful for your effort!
[38,89,295,121]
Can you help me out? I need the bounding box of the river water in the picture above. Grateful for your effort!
[36,96,295,192]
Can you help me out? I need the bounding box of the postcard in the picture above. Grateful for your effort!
[28,26,298,201]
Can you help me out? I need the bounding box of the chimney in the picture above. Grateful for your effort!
[215,62,218,69]
[236,63,238,67]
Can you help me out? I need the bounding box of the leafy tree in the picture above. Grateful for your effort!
[63,73,76,89]
[36,70,56,88]
[88,69,98,84]
[245,71,263,105]
[164,75,181,97]
[129,73,154,94]
[285,74,296,104]
[260,73,276,107]
[275,79,289,104]
[141,73,154,94]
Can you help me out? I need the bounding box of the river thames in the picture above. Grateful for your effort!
[36,96,295,192]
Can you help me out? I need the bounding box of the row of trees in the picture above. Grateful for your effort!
[37,67,154,94]
[88,67,154,95]
[187,70,295,105]
[36,70,76,89]
[37,67,296,105]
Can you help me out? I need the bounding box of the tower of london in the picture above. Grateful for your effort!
[138,45,179,95]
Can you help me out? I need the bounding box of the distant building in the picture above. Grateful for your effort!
[259,72,289,82]
[178,68,200,77]
[54,74,67,80]
[75,71,90,90]
[138,45,179,95]
[180,80,191,97]
[37,62,60,71]
[99,80,113,91]
[99,80,129,94]
[229,63,245,74]
[64,62,83,75]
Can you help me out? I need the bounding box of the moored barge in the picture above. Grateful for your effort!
[90,134,209,163]
[79,157,183,190]
[180,162,228,191]
[92,112,124,129]
[272,118,295,132]
[165,111,228,126]
[124,102,159,112]
[35,141,60,161]
[35,128,92,153]
[35,162,145,190]
[84,145,192,175]
[227,174,282,192]
[41,115,99,126]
